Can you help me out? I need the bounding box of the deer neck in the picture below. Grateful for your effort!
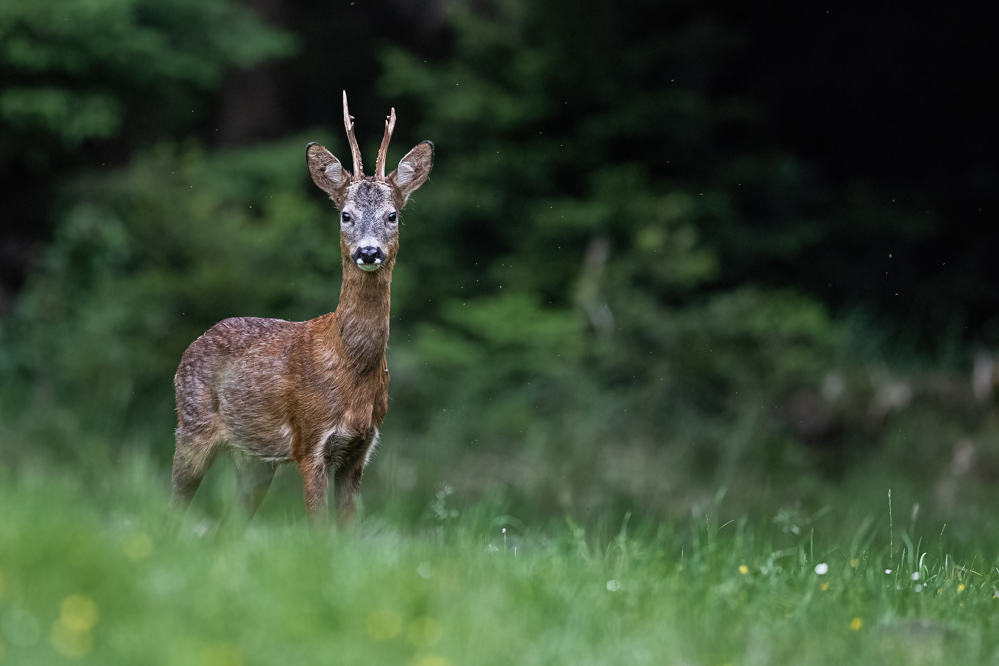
[329,255,394,373]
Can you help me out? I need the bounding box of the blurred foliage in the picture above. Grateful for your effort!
[0,0,295,166]
[1,0,845,490]
[1,0,997,524]
[1,137,339,464]
[374,0,845,472]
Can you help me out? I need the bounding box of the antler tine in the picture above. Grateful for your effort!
[375,108,397,181]
[342,90,363,181]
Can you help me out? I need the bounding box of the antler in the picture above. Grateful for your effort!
[375,108,396,181]
[342,91,363,181]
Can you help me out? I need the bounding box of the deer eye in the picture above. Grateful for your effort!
[387,212,398,223]
[341,212,351,223]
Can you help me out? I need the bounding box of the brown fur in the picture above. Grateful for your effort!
[172,103,433,525]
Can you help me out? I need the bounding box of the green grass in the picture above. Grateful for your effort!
[1,459,998,666]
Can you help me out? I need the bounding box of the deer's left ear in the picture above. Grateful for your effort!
[388,140,434,208]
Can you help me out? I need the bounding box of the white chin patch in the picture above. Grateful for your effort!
[356,260,382,272]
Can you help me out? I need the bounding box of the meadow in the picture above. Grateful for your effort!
[2,454,997,666]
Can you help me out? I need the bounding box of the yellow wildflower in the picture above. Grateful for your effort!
[408,617,443,649]
[50,595,98,658]
[124,533,153,562]
[202,643,242,666]
[411,655,450,666]
[59,595,98,632]
[366,609,403,641]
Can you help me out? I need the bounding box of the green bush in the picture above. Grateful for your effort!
[0,0,849,502]
[0,0,294,163]
[2,137,339,463]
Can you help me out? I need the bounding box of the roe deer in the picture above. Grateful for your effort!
[172,92,433,525]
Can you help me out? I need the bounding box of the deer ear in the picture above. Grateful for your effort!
[306,142,351,207]
[388,140,434,208]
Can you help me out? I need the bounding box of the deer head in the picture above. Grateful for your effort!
[306,91,434,273]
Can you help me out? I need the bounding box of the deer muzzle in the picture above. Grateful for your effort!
[353,246,386,272]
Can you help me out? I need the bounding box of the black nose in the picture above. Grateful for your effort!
[353,246,385,265]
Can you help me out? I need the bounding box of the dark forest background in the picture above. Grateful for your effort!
[1,0,997,526]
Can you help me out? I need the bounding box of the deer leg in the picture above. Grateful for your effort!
[333,461,365,528]
[171,430,219,509]
[234,452,277,522]
[298,453,331,523]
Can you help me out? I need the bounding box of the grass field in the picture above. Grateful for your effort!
[2,457,998,666]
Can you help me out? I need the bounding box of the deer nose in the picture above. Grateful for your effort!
[353,246,385,270]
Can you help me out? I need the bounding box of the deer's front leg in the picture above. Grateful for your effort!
[333,430,378,527]
[298,452,331,522]
[300,431,371,527]
[333,461,364,528]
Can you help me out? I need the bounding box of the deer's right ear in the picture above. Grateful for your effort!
[306,142,351,207]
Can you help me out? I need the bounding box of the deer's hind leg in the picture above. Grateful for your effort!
[173,355,228,509]
[172,417,225,509]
